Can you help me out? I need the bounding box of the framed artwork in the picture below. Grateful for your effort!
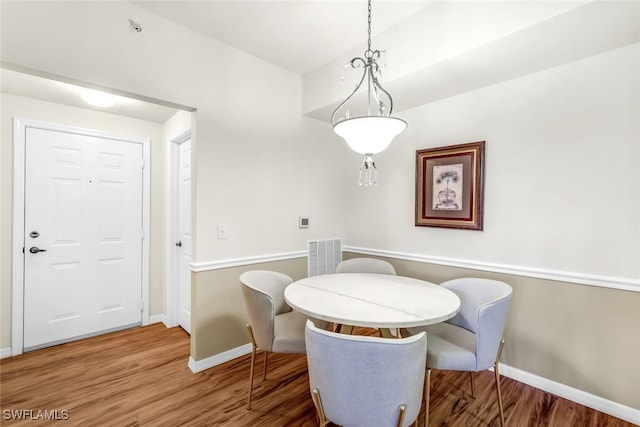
[415,141,485,230]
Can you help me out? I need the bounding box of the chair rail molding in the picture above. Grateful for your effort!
[190,250,306,272]
[186,246,638,293]
[344,246,640,293]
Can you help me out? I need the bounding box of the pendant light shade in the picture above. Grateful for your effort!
[330,0,407,186]
[333,116,407,155]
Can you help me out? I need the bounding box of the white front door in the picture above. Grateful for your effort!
[176,138,192,333]
[23,127,144,350]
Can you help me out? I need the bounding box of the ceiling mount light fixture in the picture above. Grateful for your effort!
[81,89,115,108]
[331,0,407,187]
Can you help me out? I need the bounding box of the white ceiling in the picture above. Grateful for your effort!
[2,1,638,124]
[131,1,432,76]
[1,1,431,123]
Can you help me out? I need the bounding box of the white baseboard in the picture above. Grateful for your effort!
[1,347,12,359]
[149,314,170,328]
[188,343,252,373]
[499,363,640,425]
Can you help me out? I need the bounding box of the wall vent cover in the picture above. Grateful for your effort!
[307,238,342,277]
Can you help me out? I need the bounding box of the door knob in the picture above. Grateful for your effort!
[175,241,182,247]
[29,246,47,254]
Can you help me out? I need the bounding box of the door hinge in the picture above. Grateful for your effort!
[141,229,144,240]
[140,300,144,311]
[141,158,145,169]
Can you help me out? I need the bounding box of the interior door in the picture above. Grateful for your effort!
[23,127,144,350]
[177,138,192,333]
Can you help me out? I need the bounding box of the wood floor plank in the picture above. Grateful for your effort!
[0,324,634,426]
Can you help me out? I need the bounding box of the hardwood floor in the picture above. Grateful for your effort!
[0,324,634,426]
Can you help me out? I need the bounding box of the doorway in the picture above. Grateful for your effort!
[169,130,192,334]
[12,118,151,354]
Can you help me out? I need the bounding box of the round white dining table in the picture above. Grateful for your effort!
[284,273,461,336]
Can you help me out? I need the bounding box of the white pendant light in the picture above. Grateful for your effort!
[333,116,407,155]
[331,0,407,187]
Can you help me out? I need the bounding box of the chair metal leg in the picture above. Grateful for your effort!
[469,371,475,398]
[395,404,406,427]
[262,350,269,380]
[494,339,506,427]
[425,368,431,427]
[246,324,257,410]
[311,389,329,427]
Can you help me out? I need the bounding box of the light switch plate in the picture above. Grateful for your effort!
[217,224,230,239]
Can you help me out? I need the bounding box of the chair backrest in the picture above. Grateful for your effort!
[239,270,293,351]
[335,258,396,275]
[441,278,512,370]
[305,320,426,427]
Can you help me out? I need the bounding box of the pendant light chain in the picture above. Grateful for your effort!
[367,0,372,55]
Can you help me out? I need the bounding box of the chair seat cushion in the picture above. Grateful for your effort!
[422,322,478,371]
[272,310,308,353]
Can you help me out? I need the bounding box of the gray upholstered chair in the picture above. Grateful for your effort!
[336,257,396,275]
[305,320,427,427]
[240,270,327,410]
[405,278,512,427]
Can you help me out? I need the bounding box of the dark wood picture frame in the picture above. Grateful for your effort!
[415,141,485,230]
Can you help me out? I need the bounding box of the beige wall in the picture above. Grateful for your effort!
[348,254,640,410]
[192,253,639,410]
[0,93,167,348]
[191,258,308,360]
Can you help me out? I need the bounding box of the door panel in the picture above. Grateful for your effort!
[177,139,192,334]
[24,127,144,350]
